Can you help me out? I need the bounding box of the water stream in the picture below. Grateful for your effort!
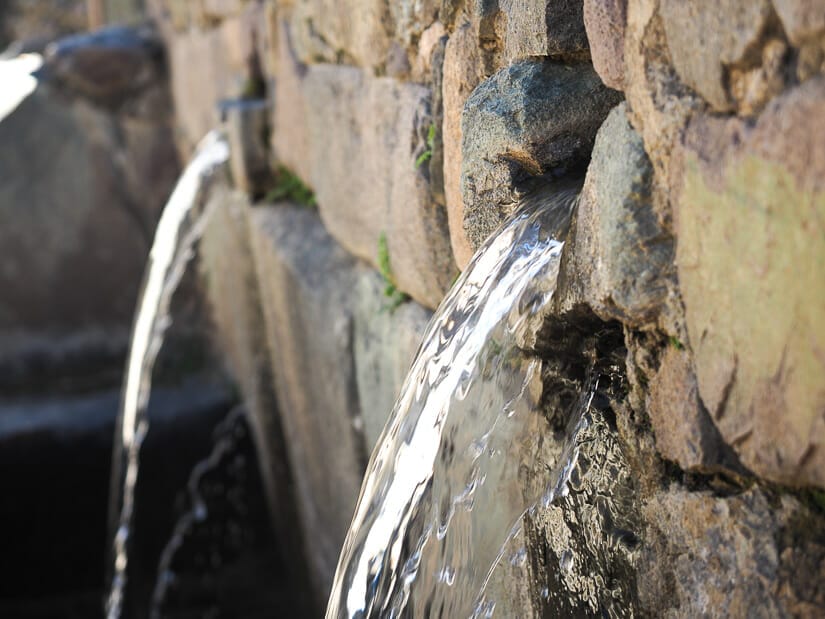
[106,132,229,619]
[326,185,582,618]
[0,52,42,122]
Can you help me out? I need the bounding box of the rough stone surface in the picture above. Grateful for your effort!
[442,20,487,269]
[660,0,774,112]
[0,75,178,368]
[640,488,825,616]
[674,77,825,488]
[288,0,393,68]
[0,0,86,50]
[248,204,367,600]
[773,0,825,46]
[583,0,626,89]
[270,18,312,184]
[499,0,589,62]
[155,2,267,150]
[197,185,322,615]
[461,59,622,251]
[555,103,672,327]
[304,64,454,309]
[622,0,701,188]
[224,98,272,197]
[353,271,432,450]
[288,0,438,71]
[646,345,733,473]
[44,25,165,110]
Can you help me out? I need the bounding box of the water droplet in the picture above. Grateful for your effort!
[510,547,527,567]
[438,565,456,586]
[559,549,573,573]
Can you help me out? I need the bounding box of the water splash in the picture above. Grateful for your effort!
[326,185,581,618]
[106,132,229,619]
[0,53,42,122]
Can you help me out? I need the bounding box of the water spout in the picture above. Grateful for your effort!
[106,132,229,619]
[326,184,581,618]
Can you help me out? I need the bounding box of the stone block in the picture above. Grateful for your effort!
[288,0,392,68]
[640,489,825,615]
[223,98,272,197]
[556,103,672,326]
[0,74,177,371]
[646,345,732,473]
[660,0,773,111]
[270,18,312,184]
[353,270,432,451]
[161,4,266,149]
[248,204,367,599]
[773,0,825,46]
[674,77,825,488]
[583,0,626,89]
[499,0,589,62]
[461,58,621,251]
[288,0,438,70]
[443,20,487,269]
[304,64,454,309]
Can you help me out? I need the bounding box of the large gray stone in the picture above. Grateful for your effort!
[304,64,454,309]
[555,103,672,327]
[353,270,432,451]
[44,25,164,110]
[461,59,622,251]
[0,73,178,372]
[248,203,367,600]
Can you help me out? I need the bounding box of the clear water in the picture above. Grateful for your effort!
[106,132,229,619]
[0,53,42,122]
[326,186,581,618]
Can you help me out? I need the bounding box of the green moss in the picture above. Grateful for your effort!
[377,232,410,313]
[669,336,685,350]
[415,124,436,169]
[264,166,316,207]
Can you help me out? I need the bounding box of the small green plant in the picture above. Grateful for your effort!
[415,124,436,169]
[669,335,685,350]
[377,232,410,312]
[265,166,317,207]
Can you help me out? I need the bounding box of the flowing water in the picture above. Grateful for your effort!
[0,53,42,122]
[106,132,229,619]
[326,185,584,618]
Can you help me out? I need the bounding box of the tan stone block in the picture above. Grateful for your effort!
[583,0,626,89]
[303,64,454,309]
[774,0,825,46]
[271,18,312,184]
[674,77,825,488]
[442,21,485,269]
[660,0,772,111]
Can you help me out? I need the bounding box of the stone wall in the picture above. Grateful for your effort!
[148,0,825,614]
